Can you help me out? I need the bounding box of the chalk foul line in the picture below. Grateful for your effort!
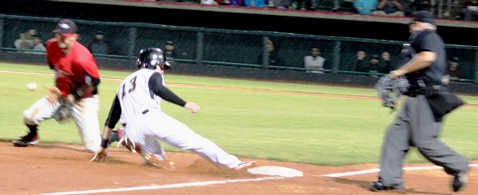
[321,163,478,178]
[35,176,284,195]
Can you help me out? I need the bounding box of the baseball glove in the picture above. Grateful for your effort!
[53,97,74,123]
[375,74,410,111]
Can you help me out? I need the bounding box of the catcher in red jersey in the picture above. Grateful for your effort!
[12,19,102,152]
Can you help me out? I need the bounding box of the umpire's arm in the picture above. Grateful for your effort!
[393,51,435,77]
[391,36,437,79]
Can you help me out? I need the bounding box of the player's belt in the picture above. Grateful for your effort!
[121,109,149,127]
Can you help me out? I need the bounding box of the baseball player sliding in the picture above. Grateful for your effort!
[91,47,254,170]
[12,19,102,153]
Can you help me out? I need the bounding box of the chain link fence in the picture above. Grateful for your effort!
[1,14,477,83]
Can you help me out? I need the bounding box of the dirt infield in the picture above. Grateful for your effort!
[0,142,475,195]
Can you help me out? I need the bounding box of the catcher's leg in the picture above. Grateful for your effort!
[13,96,60,146]
[71,95,101,153]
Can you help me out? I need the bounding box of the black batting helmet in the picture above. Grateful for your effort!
[136,47,171,70]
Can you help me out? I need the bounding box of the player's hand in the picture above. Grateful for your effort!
[184,102,200,114]
[66,94,76,103]
[390,70,406,80]
[90,147,108,162]
[44,85,61,104]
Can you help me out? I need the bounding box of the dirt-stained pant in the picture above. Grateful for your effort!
[123,109,244,169]
[23,95,102,153]
[378,95,469,189]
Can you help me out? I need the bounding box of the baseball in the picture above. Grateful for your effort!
[26,83,37,91]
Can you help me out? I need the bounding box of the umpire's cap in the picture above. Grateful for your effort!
[409,11,435,25]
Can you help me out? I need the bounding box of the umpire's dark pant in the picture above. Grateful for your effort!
[378,95,469,189]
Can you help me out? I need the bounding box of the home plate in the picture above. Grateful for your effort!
[247,166,303,178]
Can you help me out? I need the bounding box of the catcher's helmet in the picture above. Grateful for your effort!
[136,47,171,70]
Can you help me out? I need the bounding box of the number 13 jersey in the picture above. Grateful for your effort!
[117,69,164,122]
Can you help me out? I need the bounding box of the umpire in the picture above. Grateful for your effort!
[370,11,469,193]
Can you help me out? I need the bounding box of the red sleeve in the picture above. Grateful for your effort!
[74,48,101,87]
[46,39,56,69]
[78,55,100,80]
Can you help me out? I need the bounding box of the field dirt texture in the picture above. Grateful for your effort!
[0,142,476,195]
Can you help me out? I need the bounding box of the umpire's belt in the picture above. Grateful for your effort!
[404,90,423,97]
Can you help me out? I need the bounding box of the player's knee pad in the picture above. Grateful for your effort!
[23,110,37,125]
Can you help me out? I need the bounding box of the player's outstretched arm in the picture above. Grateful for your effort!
[91,95,122,162]
[90,128,110,162]
[149,72,189,107]
[184,102,200,114]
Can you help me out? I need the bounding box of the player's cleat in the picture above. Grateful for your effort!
[144,152,176,170]
[116,131,138,153]
[234,161,256,170]
[452,173,468,192]
[12,133,39,147]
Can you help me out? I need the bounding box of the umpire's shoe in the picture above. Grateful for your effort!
[369,180,406,193]
[452,173,468,192]
[12,132,39,147]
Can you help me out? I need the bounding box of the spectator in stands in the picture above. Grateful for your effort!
[229,0,244,6]
[408,0,431,15]
[373,0,405,16]
[379,51,393,73]
[88,31,111,55]
[14,33,33,50]
[447,57,464,79]
[353,51,382,77]
[272,0,292,9]
[26,29,38,40]
[244,0,266,7]
[461,0,478,21]
[304,47,326,73]
[367,54,381,77]
[258,39,282,66]
[164,41,179,64]
[31,35,46,53]
[354,0,378,14]
[201,0,220,5]
[353,51,368,72]
[14,29,37,50]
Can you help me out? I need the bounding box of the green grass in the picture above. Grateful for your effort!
[1,63,477,166]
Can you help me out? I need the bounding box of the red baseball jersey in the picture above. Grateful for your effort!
[46,38,100,97]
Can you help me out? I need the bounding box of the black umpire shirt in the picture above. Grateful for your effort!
[410,29,447,86]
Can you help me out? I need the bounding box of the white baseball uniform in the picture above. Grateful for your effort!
[23,95,101,152]
[108,68,244,169]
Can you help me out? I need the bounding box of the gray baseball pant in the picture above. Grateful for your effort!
[378,95,469,189]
